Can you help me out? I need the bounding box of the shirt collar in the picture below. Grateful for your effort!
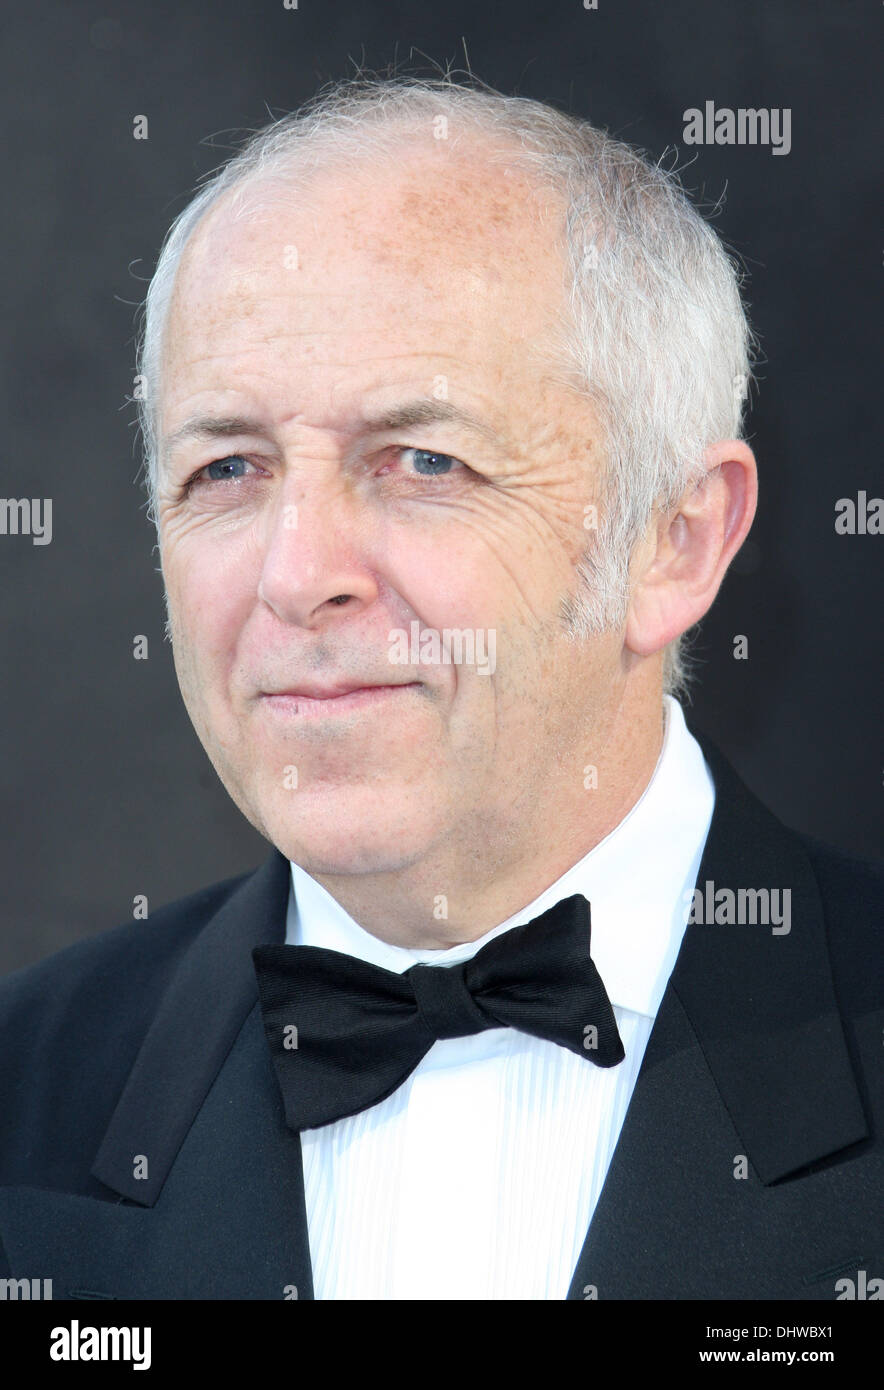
[287,696,715,1020]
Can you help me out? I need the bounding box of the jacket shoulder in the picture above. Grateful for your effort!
[796,832,884,1012]
[694,721,883,966]
[0,869,253,1021]
[798,832,884,894]
[0,867,257,1190]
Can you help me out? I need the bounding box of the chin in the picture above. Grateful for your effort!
[269,829,429,878]
[251,785,447,877]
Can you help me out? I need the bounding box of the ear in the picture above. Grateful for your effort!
[624,440,758,658]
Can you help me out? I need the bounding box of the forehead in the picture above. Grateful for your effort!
[159,140,571,428]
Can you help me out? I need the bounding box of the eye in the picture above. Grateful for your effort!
[192,454,258,484]
[399,447,463,477]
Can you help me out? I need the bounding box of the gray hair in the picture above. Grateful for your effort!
[136,75,756,697]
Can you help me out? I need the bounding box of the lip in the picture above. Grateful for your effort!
[259,682,422,716]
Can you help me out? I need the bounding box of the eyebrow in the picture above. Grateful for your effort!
[162,415,270,462]
[161,400,505,462]
[364,401,503,447]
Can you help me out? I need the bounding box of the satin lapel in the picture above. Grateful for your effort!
[0,848,315,1300]
[567,730,869,1299]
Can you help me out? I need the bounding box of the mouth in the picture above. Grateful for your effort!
[259,682,423,717]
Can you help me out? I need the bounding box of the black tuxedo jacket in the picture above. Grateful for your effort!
[1,728,881,1300]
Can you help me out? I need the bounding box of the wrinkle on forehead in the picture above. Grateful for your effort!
[158,137,581,448]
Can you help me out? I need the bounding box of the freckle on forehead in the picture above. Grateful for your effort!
[378,158,549,263]
[160,140,572,432]
[186,143,554,283]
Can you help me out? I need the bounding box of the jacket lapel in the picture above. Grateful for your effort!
[567,728,869,1298]
[0,849,314,1300]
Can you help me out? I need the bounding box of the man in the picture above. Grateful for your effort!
[1,76,880,1301]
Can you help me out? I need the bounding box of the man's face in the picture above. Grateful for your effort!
[157,140,624,881]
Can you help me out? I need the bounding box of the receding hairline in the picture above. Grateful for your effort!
[161,120,571,313]
[152,130,579,449]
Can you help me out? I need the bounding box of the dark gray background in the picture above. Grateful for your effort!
[1,0,881,974]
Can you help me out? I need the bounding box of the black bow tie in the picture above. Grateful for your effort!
[252,893,624,1132]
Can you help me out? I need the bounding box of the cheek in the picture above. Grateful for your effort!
[394,566,496,649]
[388,524,522,629]
[391,538,555,702]
[162,536,255,679]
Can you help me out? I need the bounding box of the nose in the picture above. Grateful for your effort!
[256,479,380,628]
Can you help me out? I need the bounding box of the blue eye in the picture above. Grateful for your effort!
[405,448,457,476]
[202,455,252,481]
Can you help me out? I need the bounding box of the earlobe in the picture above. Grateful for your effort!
[624,441,758,660]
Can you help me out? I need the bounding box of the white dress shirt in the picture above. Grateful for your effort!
[285,695,715,1300]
